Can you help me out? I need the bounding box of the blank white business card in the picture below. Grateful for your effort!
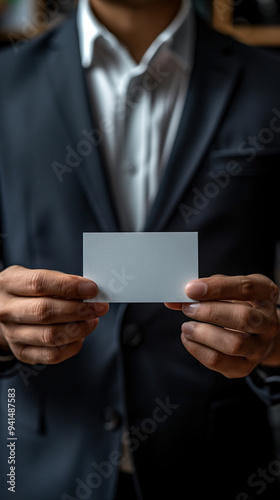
[83,232,198,303]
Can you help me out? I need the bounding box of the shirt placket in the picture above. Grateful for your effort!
[117,73,150,232]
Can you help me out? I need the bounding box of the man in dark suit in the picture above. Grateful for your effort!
[0,0,280,499]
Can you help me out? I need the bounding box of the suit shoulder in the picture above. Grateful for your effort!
[198,16,280,73]
[0,13,76,84]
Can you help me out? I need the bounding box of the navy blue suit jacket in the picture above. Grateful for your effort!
[0,10,280,500]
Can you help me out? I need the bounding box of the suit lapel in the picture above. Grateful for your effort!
[145,18,242,231]
[44,14,119,232]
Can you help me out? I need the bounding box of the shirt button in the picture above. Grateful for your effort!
[102,407,122,432]
[130,89,142,104]
[122,323,144,348]
[123,163,138,175]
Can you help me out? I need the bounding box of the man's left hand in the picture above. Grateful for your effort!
[165,274,280,378]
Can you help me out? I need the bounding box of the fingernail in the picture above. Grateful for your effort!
[78,281,98,299]
[182,303,198,316]
[182,322,194,339]
[186,281,207,299]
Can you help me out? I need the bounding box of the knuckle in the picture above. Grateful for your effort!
[207,350,223,371]
[0,265,21,288]
[43,347,60,365]
[0,305,8,323]
[16,345,31,364]
[247,309,264,330]
[235,307,252,332]
[236,306,263,332]
[42,324,76,346]
[240,277,255,300]
[229,335,246,356]
[270,283,280,303]
[28,271,46,295]
[42,325,58,346]
[3,265,21,278]
[33,299,53,323]
[9,265,21,271]
[261,299,276,316]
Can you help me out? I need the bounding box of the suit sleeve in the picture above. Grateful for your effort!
[0,185,18,377]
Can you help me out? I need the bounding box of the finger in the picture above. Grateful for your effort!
[181,321,259,359]
[180,332,253,379]
[185,275,279,304]
[164,303,183,311]
[14,339,86,365]
[2,297,107,325]
[1,266,98,300]
[6,319,98,348]
[182,300,279,337]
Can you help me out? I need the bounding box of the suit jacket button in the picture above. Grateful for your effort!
[102,407,121,431]
[122,323,144,347]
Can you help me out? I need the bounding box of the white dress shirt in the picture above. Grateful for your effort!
[77,0,195,231]
[77,0,196,474]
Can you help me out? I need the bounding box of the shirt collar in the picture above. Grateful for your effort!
[77,0,195,73]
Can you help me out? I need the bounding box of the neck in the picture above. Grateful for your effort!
[89,0,182,63]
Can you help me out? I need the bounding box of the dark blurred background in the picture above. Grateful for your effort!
[2,0,280,46]
[234,0,280,25]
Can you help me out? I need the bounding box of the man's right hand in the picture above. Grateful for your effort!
[0,266,108,365]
